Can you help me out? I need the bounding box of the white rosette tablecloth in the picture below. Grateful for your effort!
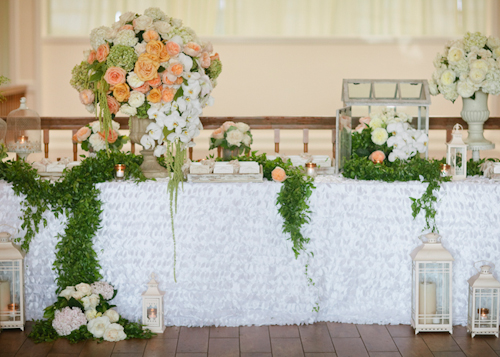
[1,177,500,327]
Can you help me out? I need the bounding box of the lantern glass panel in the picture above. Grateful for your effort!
[0,261,21,322]
[336,107,352,172]
[474,288,498,329]
[347,82,371,99]
[450,147,466,176]
[400,82,423,100]
[418,262,451,325]
[373,82,397,99]
[468,286,473,327]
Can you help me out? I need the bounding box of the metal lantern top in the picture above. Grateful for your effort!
[0,118,6,143]
[448,124,467,146]
[342,79,431,107]
[0,225,25,260]
[468,262,500,288]
[142,273,165,297]
[5,97,42,154]
[410,233,454,261]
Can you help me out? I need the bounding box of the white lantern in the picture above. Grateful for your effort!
[0,225,25,330]
[142,273,165,333]
[467,262,500,338]
[410,232,454,334]
[446,124,468,181]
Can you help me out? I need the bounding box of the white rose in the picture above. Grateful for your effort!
[487,36,500,50]
[368,117,383,129]
[144,7,167,21]
[103,323,127,342]
[120,11,136,23]
[371,128,389,145]
[235,122,250,133]
[82,294,100,310]
[447,47,464,64]
[127,72,145,89]
[133,15,153,32]
[129,91,145,108]
[471,59,489,72]
[242,134,252,147]
[226,129,244,147]
[75,283,92,296]
[134,42,147,56]
[457,80,477,98]
[429,79,439,95]
[111,20,125,30]
[440,70,456,86]
[85,309,99,321]
[469,68,486,84]
[87,316,111,338]
[90,121,100,133]
[59,286,76,300]
[120,104,137,116]
[111,120,120,131]
[494,47,500,59]
[85,103,95,114]
[154,21,172,38]
[71,290,85,301]
[170,18,183,27]
[103,309,120,323]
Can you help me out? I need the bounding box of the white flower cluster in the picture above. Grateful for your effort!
[56,282,124,342]
[87,120,121,152]
[209,121,253,150]
[430,31,500,101]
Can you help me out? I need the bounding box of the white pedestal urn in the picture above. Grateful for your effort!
[129,116,169,179]
[461,91,495,161]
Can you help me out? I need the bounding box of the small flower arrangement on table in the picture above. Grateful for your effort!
[353,107,428,162]
[73,120,128,153]
[209,121,253,154]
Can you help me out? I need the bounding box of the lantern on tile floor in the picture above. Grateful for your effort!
[467,262,500,338]
[142,273,165,333]
[5,97,42,161]
[410,232,454,334]
[446,124,468,181]
[0,225,25,330]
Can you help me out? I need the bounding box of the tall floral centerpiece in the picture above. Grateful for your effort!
[70,7,222,174]
[429,31,500,160]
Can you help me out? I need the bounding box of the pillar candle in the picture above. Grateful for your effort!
[0,281,11,321]
[419,281,437,324]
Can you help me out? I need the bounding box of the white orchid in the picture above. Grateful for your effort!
[146,122,163,141]
[178,53,193,72]
[164,112,185,131]
[182,72,201,81]
[182,81,201,99]
[198,75,213,97]
[154,144,167,157]
[140,134,155,150]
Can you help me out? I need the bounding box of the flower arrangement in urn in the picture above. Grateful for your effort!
[429,31,500,102]
[353,107,428,162]
[209,121,253,155]
[73,120,128,153]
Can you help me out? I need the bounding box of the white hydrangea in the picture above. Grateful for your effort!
[52,307,87,336]
[89,133,106,151]
[90,26,113,50]
[114,29,139,47]
[144,7,167,21]
[457,80,477,98]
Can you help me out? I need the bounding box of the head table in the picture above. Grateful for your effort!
[0,176,499,327]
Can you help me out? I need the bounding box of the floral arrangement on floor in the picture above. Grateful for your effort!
[429,31,500,102]
[209,121,253,154]
[353,107,429,162]
[73,120,128,152]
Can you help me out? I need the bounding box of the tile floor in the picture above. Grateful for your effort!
[0,322,499,357]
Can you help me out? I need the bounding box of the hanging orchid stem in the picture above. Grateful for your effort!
[97,79,113,154]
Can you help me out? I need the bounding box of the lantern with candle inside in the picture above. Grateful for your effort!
[467,262,500,338]
[142,273,165,333]
[0,225,25,330]
[114,164,126,181]
[5,97,41,161]
[446,124,468,181]
[410,232,454,334]
[305,162,317,178]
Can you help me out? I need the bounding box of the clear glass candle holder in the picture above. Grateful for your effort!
[114,164,126,180]
[440,164,451,178]
[305,162,317,177]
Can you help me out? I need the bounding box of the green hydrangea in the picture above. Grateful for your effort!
[206,59,222,80]
[107,45,137,72]
[70,61,92,91]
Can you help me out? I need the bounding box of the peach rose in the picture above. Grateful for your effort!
[147,87,162,103]
[146,40,164,57]
[211,127,224,139]
[87,50,97,64]
[271,167,287,183]
[147,75,161,88]
[99,129,119,144]
[104,67,127,86]
[107,95,120,114]
[175,77,184,85]
[139,52,160,65]
[222,121,235,131]
[120,25,134,31]
[158,47,170,63]
[74,126,92,143]
[210,53,220,61]
[369,150,386,163]
[168,62,183,77]
[161,87,176,103]
[134,59,158,82]
[165,41,181,56]
[132,82,150,94]
[143,30,159,43]
[359,116,371,125]
[96,43,110,63]
[354,123,367,133]
[199,52,211,68]
[183,42,202,57]
[162,72,174,85]
[79,89,95,105]
[112,83,130,102]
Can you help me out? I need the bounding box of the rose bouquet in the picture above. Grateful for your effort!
[209,121,253,154]
[73,120,128,153]
[429,31,500,102]
[39,281,150,343]
[353,107,428,162]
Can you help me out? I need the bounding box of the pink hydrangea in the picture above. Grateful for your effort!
[91,281,114,300]
[52,307,87,336]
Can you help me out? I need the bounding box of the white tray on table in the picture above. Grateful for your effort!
[187,165,263,183]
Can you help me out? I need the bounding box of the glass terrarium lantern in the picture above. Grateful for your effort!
[5,97,42,161]
[0,225,25,330]
[410,233,454,334]
[142,273,165,333]
[467,262,500,338]
[336,79,431,172]
[446,124,468,181]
